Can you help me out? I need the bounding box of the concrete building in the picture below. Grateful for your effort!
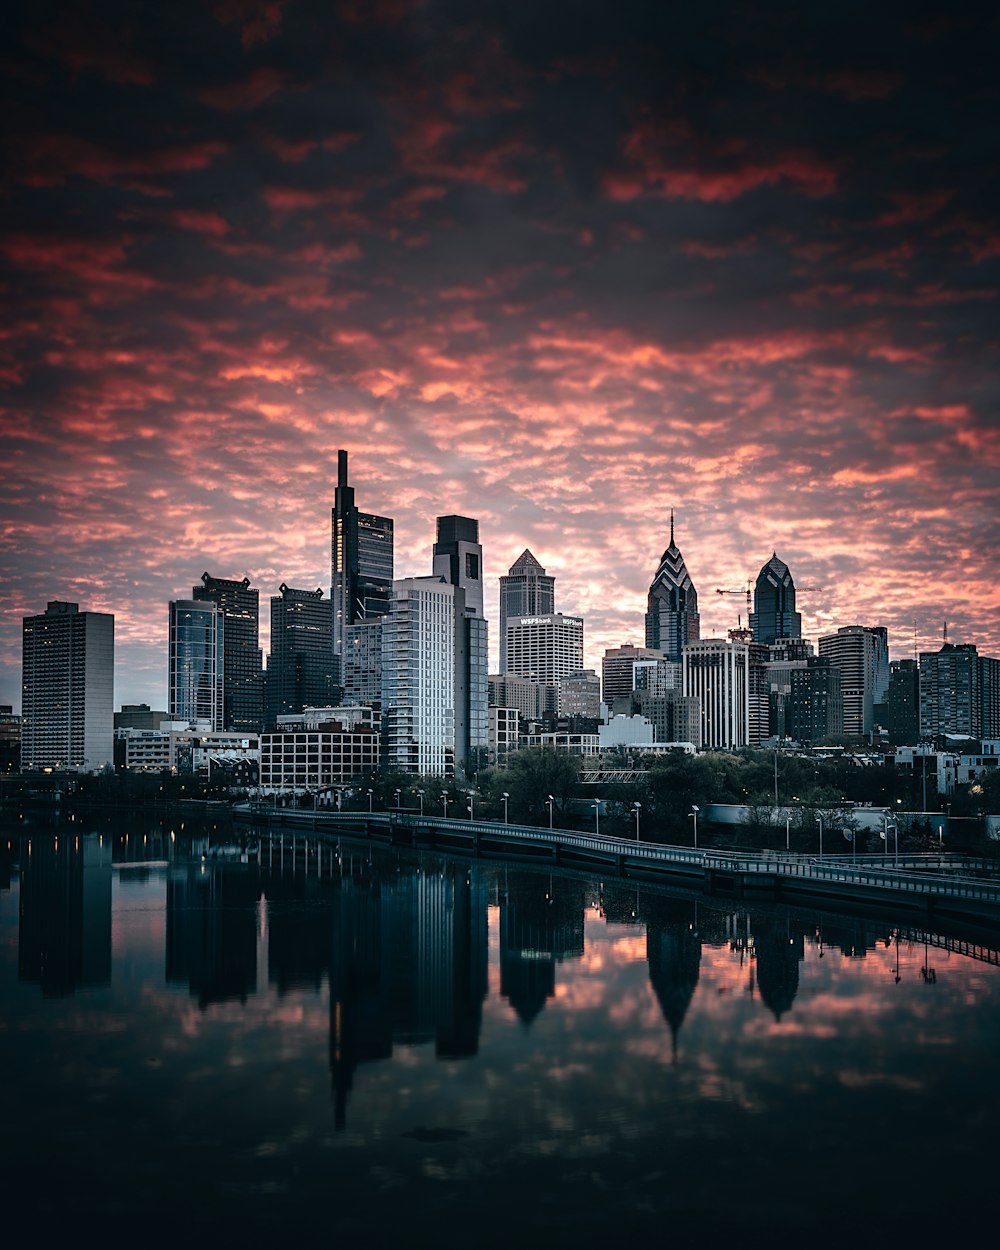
[114,704,169,732]
[630,688,703,749]
[602,643,665,704]
[682,638,751,750]
[499,550,555,673]
[488,673,558,720]
[342,619,383,709]
[505,613,584,687]
[645,512,699,662]
[0,704,20,773]
[558,669,602,720]
[21,601,114,773]
[818,625,884,738]
[488,706,519,767]
[919,643,979,740]
[259,722,380,795]
[887,660,920,745]
[169,599,224,732]
[120,725,259,773]
[192,572,263,733]
[787,658,843,744]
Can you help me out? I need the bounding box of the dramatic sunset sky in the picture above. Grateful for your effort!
[2,1,998,712]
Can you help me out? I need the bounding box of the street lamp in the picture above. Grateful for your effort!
[441,791,449,818]
[785,813,790,853]
[416,789,424,816]
[633,801,641,841]
[395,788,401,809]
[546,794,554,830]
[367,788,373,813]
[502,791,509,824]
[467,797,474,820]
[593,799,601,837]
[690,804,699,849]
[815,813,823,860]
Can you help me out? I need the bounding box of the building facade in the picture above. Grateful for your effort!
[682,638,750,750]
[266,585,336,727]
[21,601,114,771]
[750,553,801,645]
[433,515,488,775]
[259,724,379,794]
[818,625,883,738]
[887,660,920,745]
[601,643,665,704]
[505,614,584,686]
[169,599,225,731]
[499,550,555,673]
[645,513,700,662]
[331,449,393,688]
[192,572,263,733]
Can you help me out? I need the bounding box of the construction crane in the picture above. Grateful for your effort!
[717,584,752,625]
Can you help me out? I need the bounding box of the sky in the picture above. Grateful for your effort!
[1,0,998,713]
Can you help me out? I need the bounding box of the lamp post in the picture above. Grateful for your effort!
[546,794,554,830]
[593,799,601,837]
[815,813,823,860]
[441,791,449,818]
[394,788,401,809]
[690,804,699,849]
[416,789,424,816]
[367,788,373,813]
[467,794,474,820]
[501,792,509,824]
[785,814,790,853]
[633,801,641,841]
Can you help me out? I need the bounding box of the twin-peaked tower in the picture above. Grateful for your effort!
[645,512,700,662]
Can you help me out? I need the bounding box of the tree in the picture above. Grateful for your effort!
[500,748,581,825]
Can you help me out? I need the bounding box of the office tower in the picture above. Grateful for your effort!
[499,550,555,673]
[168,599,224,730]
[887,660,919,745]
[433,515,488,774]
[631,688,703,747]
[487,673,558,721]
[342,620,383,708]
[557,670,602,720]
[787,658,843,743]
[382,576,459,775]
[645,512,700,662]
[602,643,665,704]
[21,601,114,772]
[0,704,20,773]
[506,614,584,686]
[433,514,484,616]
[919,643,979,739]
[818,625,884,738]
[331,449,393,686]
[682,638,751,750]
[192,572,263,732]
[981,656,1000,740]
[750,553,802,646]
[266,585,336,726]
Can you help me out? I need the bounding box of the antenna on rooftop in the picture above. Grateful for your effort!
[943,620,948,644]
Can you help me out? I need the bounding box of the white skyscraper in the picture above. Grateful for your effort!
[505,614,584,686]
[682,638,751,750]
[21,600,114,772]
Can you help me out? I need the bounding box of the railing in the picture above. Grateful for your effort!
[235,805,1000,909]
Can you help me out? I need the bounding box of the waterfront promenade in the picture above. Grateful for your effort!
[235,803,1000,933]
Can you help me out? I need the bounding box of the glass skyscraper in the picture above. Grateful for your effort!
[645,512,700,663]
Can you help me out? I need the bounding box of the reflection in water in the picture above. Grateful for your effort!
[4,824,1000,1243]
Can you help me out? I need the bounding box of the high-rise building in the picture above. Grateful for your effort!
[168,599,224,730]
[488,673,558,722]
[981,656,1000,740]
[192,572,263,732]
[21,601,114,772]
[382,576,459,775]
[818,625,884,738]
[506,614,584,686]
[602,643,665,704]
[750,553,801,646]
[645,512,700,662]
[682,639,751,750]
[919,644,979,739]
[331,449,393,687]
[787,658,843,743]
[557,670,602,720]
[499,550,555,673]
[266,585,336,726]
[433,515,488,775]
[887,660,920,745]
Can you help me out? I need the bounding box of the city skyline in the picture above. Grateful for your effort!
[2,2,998,711]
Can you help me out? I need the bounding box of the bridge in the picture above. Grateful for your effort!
[233,804,1000,934]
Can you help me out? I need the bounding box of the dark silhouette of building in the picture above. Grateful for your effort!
[193,572,264,733]
[753,916,804,1021]
[499,874,584,1026]
[266,585,336,726]
[788,658,843,743]
[499,550,555,673]
[645,512,700,662]
[919,643,979,739]
[165,862,259,1008]
[646,902,702,1061]
[887,660,919,745]
[750,553,801,645]
[331,449,393,688]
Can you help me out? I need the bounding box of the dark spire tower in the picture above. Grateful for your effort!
[331,450,393,687]
[750,553,801,646]
[645,512,700,662]
[498,550,556,673]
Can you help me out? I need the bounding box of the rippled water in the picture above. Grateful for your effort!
[2,825,998,1247]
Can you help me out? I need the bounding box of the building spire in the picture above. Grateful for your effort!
[670,508,675,547]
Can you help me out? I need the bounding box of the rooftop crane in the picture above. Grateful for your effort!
[717,584,752,624]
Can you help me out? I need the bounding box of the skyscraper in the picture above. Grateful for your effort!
[331,449,393,686]
[645,512,700,662]
[266,585,336,726]
[21,601,114,772]
[433,515,488,775]
[918,643,979,739]
[192,572,263,732]
[433,515,484,616]
[682,638,750,750]
[168,599,224,730]
[601,643,666,704]
[499,550,555,673]
[818,625,883,738]
[750,553,801,645]
[506,614,584,687]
